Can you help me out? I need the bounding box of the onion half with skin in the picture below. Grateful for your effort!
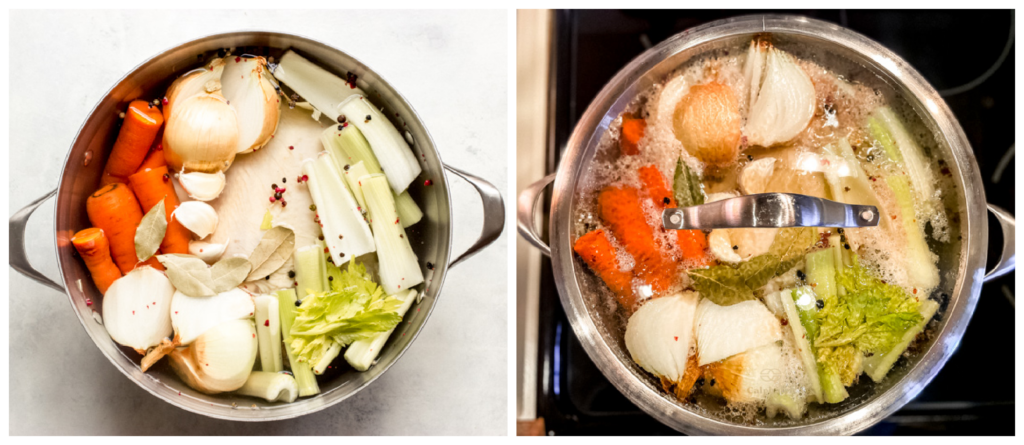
[167,319,258,394]
[625,291,699,385]
[102,266,175,351]
[221,56,280,154]
[163,93,239,173]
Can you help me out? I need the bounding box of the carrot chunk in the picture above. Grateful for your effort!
[129,165,190,254]
[620,116,646,156]
[637,164,712,267]
[598,186,675,294]
[71,228,123,294]
[102,100,165,184]
[574,229,637,309]
[86,183,164,273]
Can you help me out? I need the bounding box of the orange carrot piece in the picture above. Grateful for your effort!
[71,228,123,294]
[136,143,167,174]
[638,164,712,267]
[620,116,646,156]
[102,100,165,183]
[128,166,190,254]
[574,229,637,309]
[598,186,675,293]
[86,183,164,273]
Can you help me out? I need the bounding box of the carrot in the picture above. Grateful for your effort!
[135,140,167,173]
[638,164,712,267]
[101,100,164,183]
[71,228,123,294]
[574,229,637,309]
[620,116,646,156]
[597,186,675,294]
[86,183,164,273]
[128,166,190,254]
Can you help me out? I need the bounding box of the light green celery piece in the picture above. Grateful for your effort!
[766,392,806,419]
[313,343,341,375]
[818,367,849,404]
[303,156,376,266]
[294,242,328,299]
[275,289,320,397]
[253,295,283,373]
[805,249,837,304]
[886,175,940,291]
[339,96,422,194]
[274,50,365,122]
[863,299,939,382]
[344,289,418,371]
[828,235,846,297]
[360,173,424,295]
[869,106,937,215]
[780,287,824,403]
[236,371,298,403]
[821,139,894,234]
[322,124,383,174]
[336,159,372,211]
[394,190,423,228]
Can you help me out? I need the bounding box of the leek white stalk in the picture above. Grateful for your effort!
[360,173,424,295]
[102,266,175,351]
[276,289,320,396]
[273,50,366,121]
[293,242,328,299]
[344,289,418,371]
[236,371,298,403]
[171,288,255,345]
[254,295,283,372]
[172,201,218,238]
[167,319,258,394]
[338,96,422,194]
[870,106,937,217]
[302,156,375,266]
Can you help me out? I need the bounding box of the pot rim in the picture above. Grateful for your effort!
[53,30,453,421]
[548,14,988,435]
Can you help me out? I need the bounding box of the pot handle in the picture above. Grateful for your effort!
[984,203,1015,282]
[517,174,556,257]
[445,165,505,268]
[9,189,65,292]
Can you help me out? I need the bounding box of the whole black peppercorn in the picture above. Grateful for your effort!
[344,164,350,171]
[274,192,283,200]
[796,270,806,281]
[426,262,434,270]
[310,204,317,211]
[265,275,270,280]
[338,125,344,131]
[816,299,825,309]
[295,300,302,307]
[318,235,324,241]
[844,243,851,250]
[328,276,334,281]
[288,271,295,278]
[282,177,287,183]
[365,114,371,121]
[662,197,671,205]
[337,114,346,123]
[732,245,738,250]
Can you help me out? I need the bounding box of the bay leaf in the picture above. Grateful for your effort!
[741,254,782,290]
[689,267,752,306]
[157,254,216,297]
[210,257,252,293]
[247,226,296,281]
[135,198,167,262]
[769,227,817,263]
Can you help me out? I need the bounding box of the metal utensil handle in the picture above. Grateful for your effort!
[445,165,505,268]
[985,203,1015,282]
[662,193,880,230]
[9,189,65,292]
[516,174,556,257]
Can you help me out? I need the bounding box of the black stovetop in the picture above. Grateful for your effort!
[534,9,1015,436]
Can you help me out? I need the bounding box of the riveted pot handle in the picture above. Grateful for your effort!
[517,174,556,257]
[445,165,505,268]
[984,203,1015,282]
[9,189,65,292]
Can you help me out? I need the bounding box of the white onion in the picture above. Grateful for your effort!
[221,56,280,154]
[172,201,218,238]
[171,288,254,345]
[167,319,257,394]
[744,45,816,147]
[624,291,699,383]
[101,266,175,351]
[695,298,783,366]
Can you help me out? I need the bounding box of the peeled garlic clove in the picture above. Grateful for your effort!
[171,288,254,345]
[179,171,226,201]
[102,266,175,351]
[167,319,257,394]
[222,56,281,154]
[737,157,776,195]
[745,46,816,147]
[189,239,228,263]
[624,291,699,384]
[163,93,239,173]
[708,230,742,264]
[172,201,218,238]
[672,82,742,171]
[695,298,783,366]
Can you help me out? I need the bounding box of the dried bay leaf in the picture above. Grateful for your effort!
[136,198,167,262]
[247,226,296,281]
[157,254,216,297]
[210,257,252,293]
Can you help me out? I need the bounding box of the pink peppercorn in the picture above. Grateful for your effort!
[424,179,433,186]
[269,196,277,203]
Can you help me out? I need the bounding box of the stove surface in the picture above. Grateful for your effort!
[534,9,1015,436]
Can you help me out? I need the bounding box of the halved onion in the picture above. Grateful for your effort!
[101,266,175,351]
[170,288,255,345]
[695,298,783,366]
[167,319,257,394]
[163,57,226,122]
[744,44,816,147]
[221,56,280,154]
[624,291,699,384]
[163,93,239,173]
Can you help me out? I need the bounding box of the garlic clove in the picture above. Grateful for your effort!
[624,291,699,384]
[708,229,743,264]
[737,157,776,195]
[222,56,281,154]
[745,45,816,147]
[173,201,219,238]
[179,171,226,201]
[101,266,175,351]
[171,288,254,345]
[695,298,783,366]
[167,319,257,394]
[189,239,229,264]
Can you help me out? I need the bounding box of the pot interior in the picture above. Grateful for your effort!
[559,18,986,432]
[55,32,452,420]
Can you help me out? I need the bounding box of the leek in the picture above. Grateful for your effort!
[344,289,418,371]
[303,155,375,266]
[253,295,283,373]
[886,175,940,291]
[275,289,319,397]
[274,50,366,121]
[339,96,422,194]
[863,299,939,382]
[868,106,937,217]
[294,242,328,299]
[360,173,425,295]
[236,371,298,403]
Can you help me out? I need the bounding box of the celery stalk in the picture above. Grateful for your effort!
[360,174,425,295]
[336,159,371,211]
[312,343,341,375]
[339,96,422,194]
[869,106,936,213]
[294,242,328,299]
[863,299,939,382]
[344,289,418,371]
[818,369,849,404]
[303,156,375,266]
[275,289,319,397]
[805,249,836,304]
[394,190,423,228]
[253,295,283,372]
[274,50,366,121]
[886,175,940,291]
[780,287,823,403]
[322,124,382,174]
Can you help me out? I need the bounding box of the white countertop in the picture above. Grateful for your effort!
[9,9,508,436]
